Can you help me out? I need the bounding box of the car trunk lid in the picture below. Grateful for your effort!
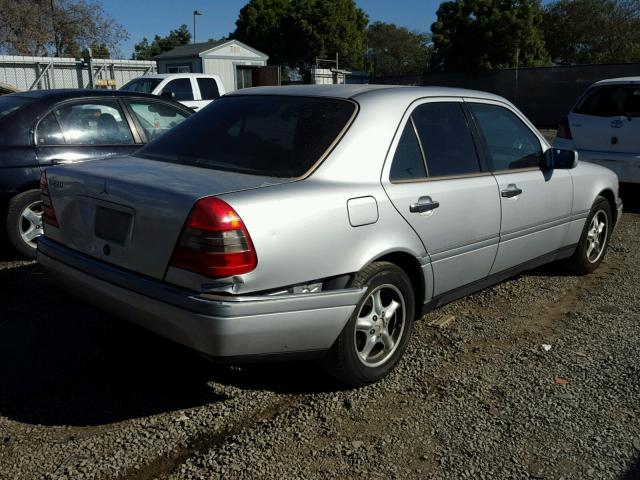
[44,155,291,280]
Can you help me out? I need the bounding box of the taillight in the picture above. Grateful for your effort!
[557,116,572,139]
[170,196,257,278]
[40,171,59,227]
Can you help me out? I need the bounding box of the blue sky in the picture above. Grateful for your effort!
[103,0,445,58]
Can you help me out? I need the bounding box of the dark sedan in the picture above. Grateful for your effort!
[0,89,192,257]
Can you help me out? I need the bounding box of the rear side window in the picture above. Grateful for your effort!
[390,121,427,181]
[161,79,194,101]
[120,78,162,94]
[128,100,191,142]
[411,102,480,177]
[138,95,356,178]
[469,103,543,171]
[197,78,220,100]
[0,96,33,120]
[575,85,640,117]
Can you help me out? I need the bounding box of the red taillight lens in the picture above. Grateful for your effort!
[40,172,59,227]
[557,116,572,139]
[170,197,257,278]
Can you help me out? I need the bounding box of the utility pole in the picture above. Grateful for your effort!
[193,10,203,43]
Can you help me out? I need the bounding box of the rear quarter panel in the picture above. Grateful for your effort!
[218,179,428,294]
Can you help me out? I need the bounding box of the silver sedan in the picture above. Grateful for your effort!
[38,85,622,386]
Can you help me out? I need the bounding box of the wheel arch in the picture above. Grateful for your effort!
[370,250,427,320]
[598,188,617,224]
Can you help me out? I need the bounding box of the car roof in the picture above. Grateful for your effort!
[229,84,507,102]
[128,73,219,80]
[3,89,163,101]
[593,77,640,86]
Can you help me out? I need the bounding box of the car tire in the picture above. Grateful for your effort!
[567,196,612,275]
[6,189,43,259]
[320,261,415,387]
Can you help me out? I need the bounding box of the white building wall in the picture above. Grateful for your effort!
[201,57,266,93]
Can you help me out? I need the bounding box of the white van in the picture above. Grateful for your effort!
[120,74,226,111]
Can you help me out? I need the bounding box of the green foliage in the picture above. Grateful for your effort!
[0,0,127,58]
[431,0,550,71]
[367,22,431,76]
[232,0,368,70]
[543,0,640,65]
[132,25,191,60]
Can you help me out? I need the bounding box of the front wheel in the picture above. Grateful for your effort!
[321,261,415,387]
[6,190,43,259]
[567,196,612,275]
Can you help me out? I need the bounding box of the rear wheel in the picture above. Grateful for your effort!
[567,196,611,275]
[6,190,43,259]
[321,261,415,386]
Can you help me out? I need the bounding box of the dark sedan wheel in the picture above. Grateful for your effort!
[7,190,43,259]
[567,196,612,275]
[321,261,415,386]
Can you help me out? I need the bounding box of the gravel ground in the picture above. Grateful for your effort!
[0,190,639,480]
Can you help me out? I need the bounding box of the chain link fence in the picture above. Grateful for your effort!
[374,63,640,127]
[0,55,157,92]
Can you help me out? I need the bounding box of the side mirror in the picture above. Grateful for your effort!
[160,91,176,100]
[544,148,578,169]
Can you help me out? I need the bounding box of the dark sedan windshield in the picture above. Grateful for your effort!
[0,96,34,120]
[137,95,356,178]
[120,78,162,94]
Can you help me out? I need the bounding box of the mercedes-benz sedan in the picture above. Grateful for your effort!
[38,85,622,386]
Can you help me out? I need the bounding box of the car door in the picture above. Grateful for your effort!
[35,99,141,166]
[383,99,501,297]
[195,77,221,108]
[570,84,640,155]
[159,78,202,111]
[123,98,191,143]
[466,100,573,274]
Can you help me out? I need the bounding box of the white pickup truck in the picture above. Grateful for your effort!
[120,74,226,111]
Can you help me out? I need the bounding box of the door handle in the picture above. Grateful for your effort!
[410,196,440,213]
[501,184,523,198]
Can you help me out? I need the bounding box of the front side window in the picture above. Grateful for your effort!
[161,79,194,101]
[36,112,65,145]
[54,101,134,145]
[390,121,427,181]
[411,102,481,177]
[128,101,190,142]
[197,78,220,100]
[575,85,640,117]
[469,103,543,171]
[138,95,356,178]
[120,78,162,94]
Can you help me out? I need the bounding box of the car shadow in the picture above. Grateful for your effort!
[624,454,640,480]
[620,184,640,214]
[0,259,341,427]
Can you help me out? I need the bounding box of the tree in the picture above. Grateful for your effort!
[542,0,640,65]
[367,22,431,76]
[431,0,550,72]
[0,0,127,58]
[132,25,191,60]
[232,0,368,71]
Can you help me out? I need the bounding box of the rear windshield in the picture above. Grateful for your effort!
[120,78,162,94]
[0,96,33,120]
[137,95,356,178]
[574,85,640,117]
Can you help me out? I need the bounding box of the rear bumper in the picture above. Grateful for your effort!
[37,238,362,359]
[577,149,640,184]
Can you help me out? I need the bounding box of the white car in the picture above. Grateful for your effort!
[120,74,226,112]
[554,77,640,183]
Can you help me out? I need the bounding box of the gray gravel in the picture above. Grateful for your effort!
[0,196,639,480]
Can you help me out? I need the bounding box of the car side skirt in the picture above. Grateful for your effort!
[422,244,577,315]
